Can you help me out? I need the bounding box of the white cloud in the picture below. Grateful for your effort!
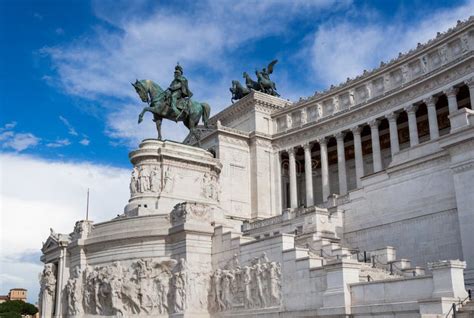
[2,132,40,152]
[3,122,17,130]
[311,1,474,87]
[79,138,90,146]
[59,115,79,136]
[0,153,130,302]
[45,138,71,148]
[41,0,348,145]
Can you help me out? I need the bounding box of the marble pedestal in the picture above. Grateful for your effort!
[125,139,222,216]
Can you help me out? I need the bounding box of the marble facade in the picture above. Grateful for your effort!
[40,17,474,317]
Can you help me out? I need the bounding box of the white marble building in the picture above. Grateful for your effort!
[40,17,474,317]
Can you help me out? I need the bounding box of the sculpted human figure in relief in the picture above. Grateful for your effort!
[130,167,138,194]
[39,263,56,318]
[138,166,151,193]
[66,266,83,316]
[209,253,282,312]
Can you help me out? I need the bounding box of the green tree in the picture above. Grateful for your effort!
[0,300,38,316]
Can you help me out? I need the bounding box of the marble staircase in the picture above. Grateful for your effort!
[457,300,474,317]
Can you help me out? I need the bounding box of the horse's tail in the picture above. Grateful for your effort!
[202,102,211,128]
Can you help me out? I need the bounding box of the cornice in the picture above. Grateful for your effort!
[272,54,474,149]
[273,17,474,117]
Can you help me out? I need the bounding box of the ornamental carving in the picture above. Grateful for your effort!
[64,259,194,316]
[39,263,56,318]
[171,202,211,225]
[208,253,281,312]
[130,165,161,196]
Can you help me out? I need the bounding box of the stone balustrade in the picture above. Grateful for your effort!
[274,20,474,133]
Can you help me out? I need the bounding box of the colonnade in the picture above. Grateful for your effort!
[281,80,474,209]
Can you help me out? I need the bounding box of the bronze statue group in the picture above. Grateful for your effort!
[132,60,280,142]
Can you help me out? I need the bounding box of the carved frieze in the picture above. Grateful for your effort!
[274,57,474,149]
[208,253,281,312]
[64,258,196,316]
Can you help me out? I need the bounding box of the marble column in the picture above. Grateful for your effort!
[445,87,459,114]
[303,143,314,207]
[386,112,400,156]
[288,147,298,209]
[335,132,347,195]
[55,245,67,317]
[369,120,383,173]
[466,77,474,109]
[351,126,364,188]
[318,138,330,201]
[405,105,419,147]
[276,149,283,213]
[424,97,439,140]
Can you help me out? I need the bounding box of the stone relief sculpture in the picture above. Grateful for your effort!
[130,165,162,196]
[39,263,56,318]
[170,202,211,225]
[66,266,83,315]
[208,253,282,312]
[162,167,174,193]
[130,167,139,194]
[200,172,220,201]
[138,166,151,193]
[70,220,93,240]
[64,258,198,316]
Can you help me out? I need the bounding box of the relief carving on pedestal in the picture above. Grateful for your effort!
[170,202,211,225]
[38,263,56,318]
[130,165,162,196]
[208,253,282,312]
[64,258,195,316]
[200,172,220,201]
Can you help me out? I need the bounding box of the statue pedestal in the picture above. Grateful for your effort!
[125,139,222,216]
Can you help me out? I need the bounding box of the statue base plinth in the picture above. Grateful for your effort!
[124,139,222,216]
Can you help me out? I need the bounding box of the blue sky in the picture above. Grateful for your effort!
[1,0,473,303]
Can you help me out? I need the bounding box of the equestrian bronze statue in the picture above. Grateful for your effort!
[132,64,210,145]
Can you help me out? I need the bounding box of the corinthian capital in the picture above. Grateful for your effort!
[287,147,295,156]
[335,132,345,141]
[423,96,437,107]
[444,87,459,97]
[350,126,362,135]
[302,142,312,150]
[368,119,379,129]
[465,77,474,89]
[316,137,327,146]
[404,104,418,114]
[385,112,398,122]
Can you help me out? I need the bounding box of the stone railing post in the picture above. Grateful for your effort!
[428,260,468,299]
[320,259,362,316]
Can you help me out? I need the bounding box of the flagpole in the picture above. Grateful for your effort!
[86,188,90,221]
